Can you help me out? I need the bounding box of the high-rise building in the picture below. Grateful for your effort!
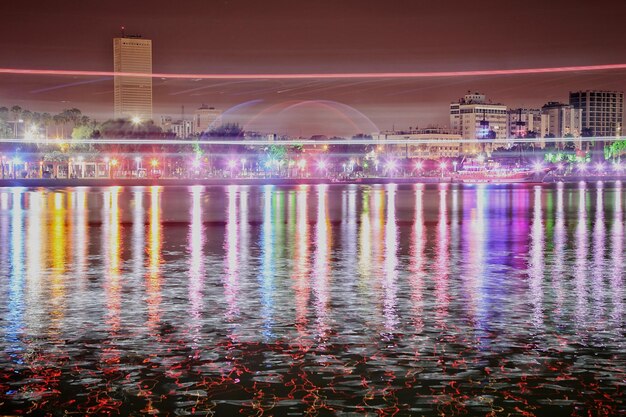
[507,108,547,139]
[113,34,153,121]
[450,92,508,154]
[194,104,221,134]
[569,90,623,137]
[540,102,583,149]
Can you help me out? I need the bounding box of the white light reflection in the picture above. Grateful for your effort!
[6,189,25,363]
[224,185,240,321]
[188,186,205,344]
[409,185,426,332]
[465,185,488,339]
[25,192,45,333]
[313,184,331,339]
[382,184,399,333]
[529,186,544,330]
[574,182,589,330]
[591,183,606,324]
[259,185,275,340]
[610,185,623,326]
[552,183,565,320]
[358,190,372,281]
[0,192,8,210]
[293,185,311,335]
[434,185,450,324]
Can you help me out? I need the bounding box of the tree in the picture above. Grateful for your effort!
[10,105,22,121]
[71,124,95,140]
[53,113,68,138]
[41,113,53,138]
[205,123,244,138]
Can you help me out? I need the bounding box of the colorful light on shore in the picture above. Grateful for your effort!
[191,159,200,169]
[613,161,624,172]
[317,160,327,170]
[533,161,543,172]
[414,161,423,170]
[595,163,605,173]
[385,159,398,171]
[578,162,587,172]
[228,159,237,169]
[151,159,158,167]
[439,161,447,170]
[110,159,118,167]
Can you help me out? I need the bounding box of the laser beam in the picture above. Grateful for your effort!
[1,63,626,80]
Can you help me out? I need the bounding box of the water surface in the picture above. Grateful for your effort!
[0,183,624,415]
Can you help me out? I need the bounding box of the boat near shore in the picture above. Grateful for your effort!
[453,167,547,184]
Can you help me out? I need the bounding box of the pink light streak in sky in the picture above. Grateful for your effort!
[1,63,626,79]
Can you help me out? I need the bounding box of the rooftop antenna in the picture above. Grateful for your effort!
[121,26,126,38]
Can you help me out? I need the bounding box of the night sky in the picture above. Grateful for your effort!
[1,0,625,135]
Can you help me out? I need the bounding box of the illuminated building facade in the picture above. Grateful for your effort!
[569,90,623,137]
[449,92,508,154]
[194,104,221,134]
[372,128,461,158]
[113,35,153,121]
[540,102,583,148]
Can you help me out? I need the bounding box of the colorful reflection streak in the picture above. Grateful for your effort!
[0,183,623,416]
[188,186,205,342]
[146,186,162,337]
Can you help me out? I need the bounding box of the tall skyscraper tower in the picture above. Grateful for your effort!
[113,33,153,121]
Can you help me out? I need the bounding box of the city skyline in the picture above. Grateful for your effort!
[0,0,625,133]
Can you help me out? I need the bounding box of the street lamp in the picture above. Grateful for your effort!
[439,161,447,178]
[131,116,142,126]
[414,161,423,176]
[77,155,84,178]
[135,157,142,177]
[110,158,118,179]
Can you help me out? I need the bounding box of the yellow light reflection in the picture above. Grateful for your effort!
[103,187,122,334]
[49,191,66,335]
[146,186,162,334]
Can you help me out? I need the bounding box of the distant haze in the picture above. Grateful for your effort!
[0,0,625,135]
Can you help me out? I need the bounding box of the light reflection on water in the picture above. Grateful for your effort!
[0,183,624,415]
